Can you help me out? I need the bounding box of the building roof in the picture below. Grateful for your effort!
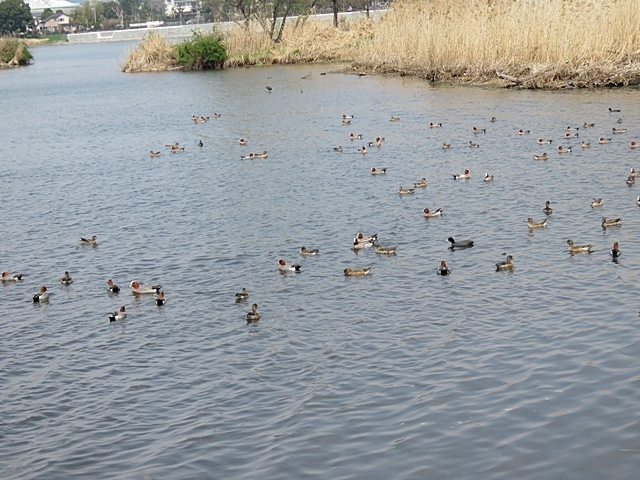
[40,11,70,23]
[26,0,80,13]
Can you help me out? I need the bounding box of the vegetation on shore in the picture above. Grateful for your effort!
[123,0,640,89]
[0,38,32,67]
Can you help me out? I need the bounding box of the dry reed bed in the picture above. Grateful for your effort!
[123,0,640,88]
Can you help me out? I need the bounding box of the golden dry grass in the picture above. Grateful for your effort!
[121,32,177,73]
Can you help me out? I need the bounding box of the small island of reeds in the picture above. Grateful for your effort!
[0,38,32,68]
[122,0,640,89]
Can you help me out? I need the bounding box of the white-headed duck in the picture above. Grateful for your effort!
[109,306,126,322]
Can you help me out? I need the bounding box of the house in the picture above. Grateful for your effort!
[39,12,72,33]
[165,0,199,16]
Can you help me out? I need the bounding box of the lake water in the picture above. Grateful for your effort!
[2,42,640,479]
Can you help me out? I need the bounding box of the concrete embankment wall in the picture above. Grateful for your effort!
[67,11,381,44]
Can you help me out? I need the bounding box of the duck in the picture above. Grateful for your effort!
[390,117,400,122]
[108,306,127,322]
[448,237,474,249]
[370,167,387,175]
[543,200,553,215]
[368,139,382,148]
[626,175,635,186]
[246,303,260,322]
[255,151,268,158]
[518,129,530,135]
[80,235,98,245]
[149,151,161,157]
[60,271,74,286]
[533,153,548,160]
[423,207,443,217]
[496,254,514,271]
[413,178,427,188]
[129,281,162,294]
[191,115,198,123]
[375,245,397,255]
[538,138,553,144]
[343,114,354,119]
[278,259,301,272]
[170,147,185,153]
[613,128,627,134]
[166,142,179,149]
[564,132,579,138]
[491,116,497,122]
[566,125,579,131]
[342,120,351,125]
[241,153,256,160]
[442,143,451,149]
[1,271,23,281]
[349,133,363,140]
[213,113,221,118]
[32,286,49,303]
[637,196,640,207]
[527,217,548,229]
[155,291,166,306]
[581,142,591,148]
[197,140,203,147]
[355,232,378,244]
[591,198,603,208]
[344,267,372,276]
[631,141,637,149]
[599,137,612,144]
[333,146,343,152]
[617,117,624,123]
[484,173,494,182]
[566,239,593,253]
[199,116,209,122]
[472,127,486,134]
[107,279,120,293]
[583,122,595,128]
[437,261,451,276]
[265,85,272,93]
[631,168,640,177]
[469,141,480,148]
[557,145,572,153]
[429,122,443,128]
[299,246,319,255]
[235,288,249,302]
[398,186,415,194]
[602,217,622,228]
[358,146,367,154]
[353,239,375,250]
[239,138,247,145]
[610,242,621,259]
[609,107,621,113]
[452,169,471,180]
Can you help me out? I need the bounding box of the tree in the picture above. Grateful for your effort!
[41,8,54,18]
[0,0,34,35]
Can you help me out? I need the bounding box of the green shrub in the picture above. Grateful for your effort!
[0,38,32,65]
[175,30,227,70]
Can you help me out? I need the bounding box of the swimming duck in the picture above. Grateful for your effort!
[469,141,480,148]
[491,116,497,122]
[484,173,494,182]
[518,129,530,135]
[109,306,127,322]
[472,127,486,134]
[32,286,49,303]
[60,271,74,286]
[583,122,595,128]
[442,143,451,149]
[599,137,612,144]
[375,245,397,255]
[390,117,400,122]
[278,259,301,272]
[423,207,443,217]
[129,281,162,294]
[613,128,626,134]
[358,146,367,154]
[610,242,621,259]
[334,146,343,152]
[166,142,179,149]
[566,239,593,253]
[191,115,198,123]
[632,168,640,177]
[199,116,209,122]
[557,145,572,153]
[80,235,97,245]
[543,201,553,215]
[564,132,579,139]
[398,186,415,194]
[170,147,185,153]
[255,151,268,158]
[239,138,247,145]
[197,140,203,147]
[371,167,387,175]
[496,254,514,271]
[241,153,256,160]
[448,237,474,249]
[265,85,272,93]
[637,196,640,206]
[538,138,553,144]
[299,246,319,255]
[213,113,221,118]
[566,125,579,131]
[533,153,548,160]
[437,261,451,276]
[344,267,372,276]
[429,122,443,128]
[616,117,623,123]
[246,303,260,322]
[602,217,622,228]
[527,217,548,229]
[1,271,23,281]
[581,142,591,148]
[414,178,427,188]
[235,288,249,302]
[349,133,363,140]
[631,141,637,149]
[149,151,161,157]
[353,239,375,250]
[609,107,621,113]
[155,291,166,306]
[342,120,351,125]
[343,114,354,119]
[107,279,120,293]
[355,232,378,244]
[591,198,603,208]
[626,175,635,186]
[452,169,471,180]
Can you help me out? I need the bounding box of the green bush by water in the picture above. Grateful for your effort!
[176,30,227,70]
[0,38,32,65]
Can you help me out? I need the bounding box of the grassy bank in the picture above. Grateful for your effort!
[123,0,640,88]
[24,34,68,46]
[0,38,32,68]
